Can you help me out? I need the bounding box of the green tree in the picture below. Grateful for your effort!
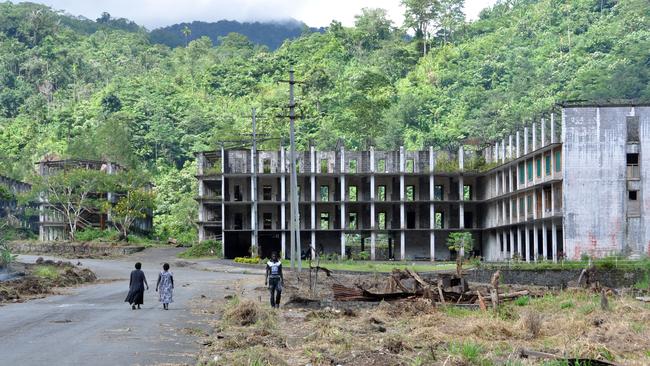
[447,231,474,275]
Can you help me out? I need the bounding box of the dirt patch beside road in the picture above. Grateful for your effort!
[0,258,96,303]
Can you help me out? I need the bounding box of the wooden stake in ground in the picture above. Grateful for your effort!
[490,270,501,311]
[477,290,487,311]
[600,288,609,311]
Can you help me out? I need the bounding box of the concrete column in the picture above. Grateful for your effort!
[281,147,287,259]
[309,146,316,258]
[533,189,538,220]
[550,113,556,144]
[370,146,376,260]
[525,225,531,262]
[496,230,502,259]
[552,221,558,262]
[532,122,537,151]
[399,146,405,260]
[429,146,435,261]
[509,167,514,195]
[251,148,257,255]
[220,146,226,257]
[501,138,506,164]
[517,227,522,258]
[495,172,499,197]
[340,146,346,258]
[508,135,513,160]
[516,131,520,158]
[551,183,556,215]
[524,126,529,155]
[510,229,515,259]
[502,167,507,194]
[542,222,548,261]
[533,223,539,261]
[541,118,546,147]
[503,231,508,260]
[541,188,546,218]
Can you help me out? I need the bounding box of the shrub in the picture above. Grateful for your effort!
[234,256,262,264]
[178,240,222,258]
[0,237,17,268]
[33,265,60,279]
[355,250,370,260]
[514,296,530,306]
[523,311,542,338]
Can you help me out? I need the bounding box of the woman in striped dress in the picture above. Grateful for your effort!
[155,263,174,310]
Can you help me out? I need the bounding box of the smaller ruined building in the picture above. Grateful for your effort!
[36,159,153,241]
[0,175,37,232]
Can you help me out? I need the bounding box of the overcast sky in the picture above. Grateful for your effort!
[17,0,499,29]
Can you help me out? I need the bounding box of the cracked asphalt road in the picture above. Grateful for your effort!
[0,248,263,366]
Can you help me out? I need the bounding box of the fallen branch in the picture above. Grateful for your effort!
[519,349,620,366]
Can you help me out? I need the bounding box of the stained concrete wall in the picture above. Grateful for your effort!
[638,106,650,255]
[563,106,644,258]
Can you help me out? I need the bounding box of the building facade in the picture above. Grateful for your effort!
[196,104,650,261]
[37,159,153,241]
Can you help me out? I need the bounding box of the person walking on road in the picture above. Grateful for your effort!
[125,262,148,310]
[264,252,283,308]
[156,263,174,310]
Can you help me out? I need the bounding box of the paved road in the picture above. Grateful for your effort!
[0,248,264,366]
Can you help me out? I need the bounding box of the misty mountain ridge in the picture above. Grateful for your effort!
[149,19,324,49]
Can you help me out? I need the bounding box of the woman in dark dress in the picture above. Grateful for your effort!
[125,262,148,310]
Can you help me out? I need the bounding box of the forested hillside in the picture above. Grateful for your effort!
[149,19,321,49]
[1,0,648,242]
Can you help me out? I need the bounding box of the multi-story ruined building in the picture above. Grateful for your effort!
[37,159,153,241]
[196,104,650,261]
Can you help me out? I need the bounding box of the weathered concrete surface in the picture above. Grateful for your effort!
[9,241,145,256]
[466,267,647,288]
[0,248,263,366]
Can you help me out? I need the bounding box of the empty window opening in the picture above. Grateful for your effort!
[295,159,301,173]
[629,191,638,200]
[406,185,415,201]
[234,213,243,229]
[319,185,329,201]
[434,185,444,200]
[627,153,639,165]
[348,186,358,201]
[434,212,444,229]
[234,185,242,201]
[208,158,222,174]
[544,188,552,211]
[263,185,272,200]
[320,212,330,229]
[527,195,533,215]
[349,159,357,173]
[349,213,357,229]
[378,212,386,229]
[377,159,386,173]
[405,159,414,173]
[296,185,301,200]
[406,211,416,229]
[378,185,386,201]
[320,159,328,173]
[263,159,271,173]
[519,197,525,216]
[527,160,533,181]
[536,157,542,178]
[545,155,551,175]
[463,185,472,200]
[263,213,272,229]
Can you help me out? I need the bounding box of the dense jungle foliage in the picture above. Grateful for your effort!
[0,0,648,242]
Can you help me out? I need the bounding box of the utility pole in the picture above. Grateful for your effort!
[251,108,258,258]
[288,67,302,271]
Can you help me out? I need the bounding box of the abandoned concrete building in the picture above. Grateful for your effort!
[0,175,37,232]
[196,104,650,261]
[37,159,153,241]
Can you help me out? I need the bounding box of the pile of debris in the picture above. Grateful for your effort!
[332,269,539,307]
